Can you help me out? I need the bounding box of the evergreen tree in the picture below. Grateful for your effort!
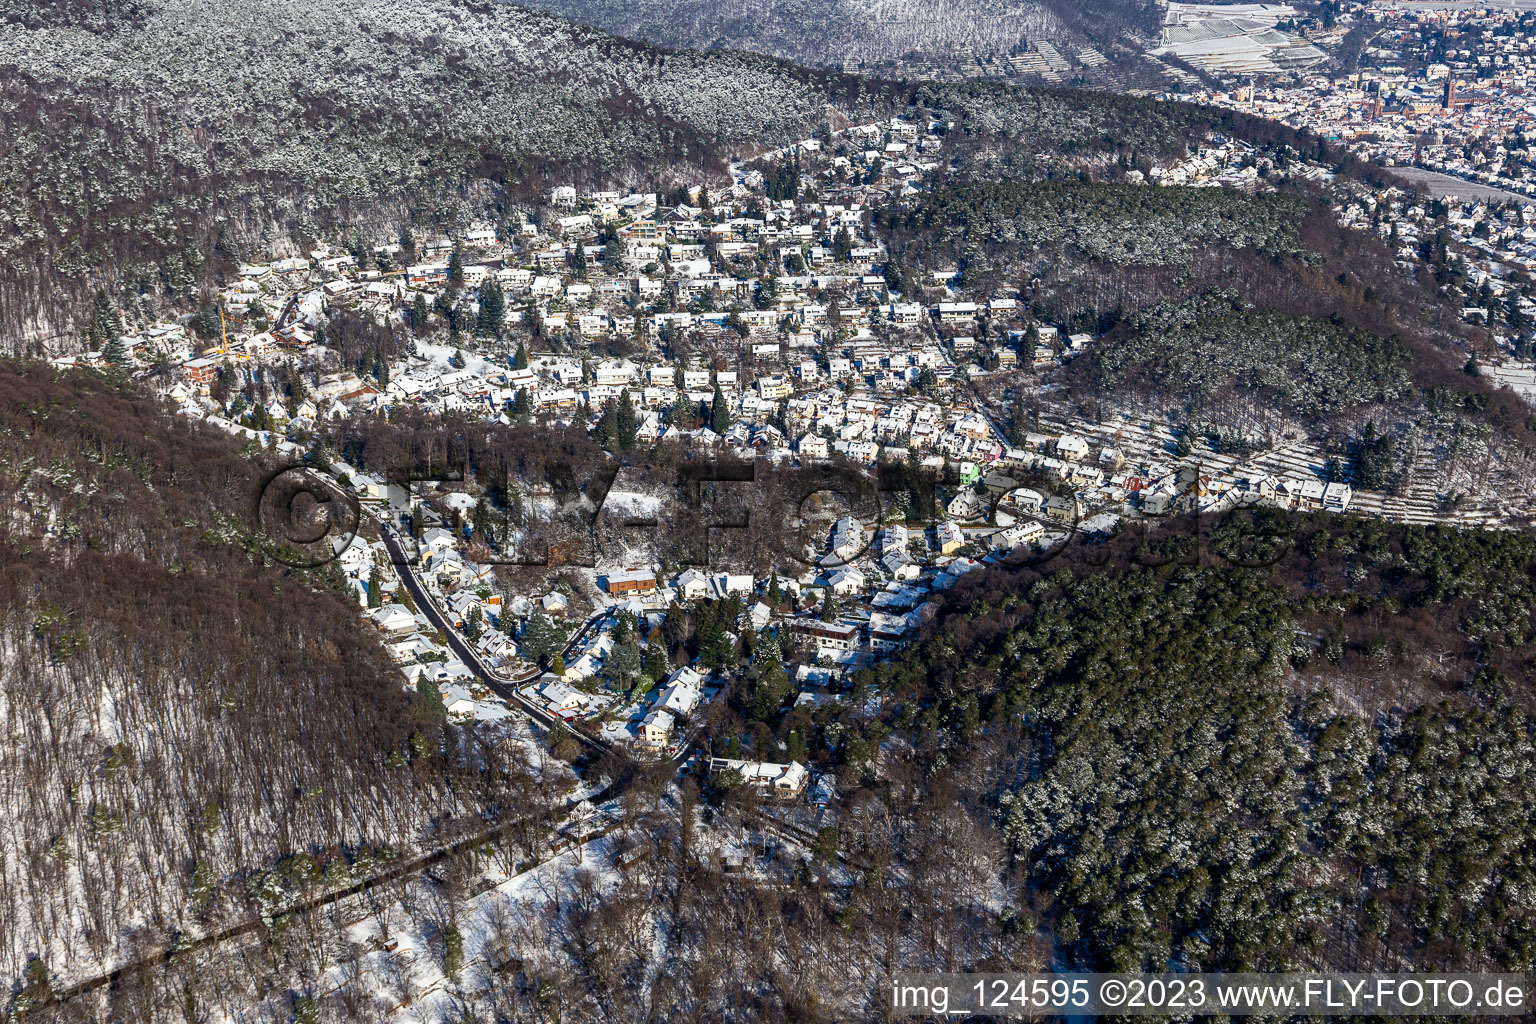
[604,639,642,690]
[616,389,638,451]
[748,632,789,719]
[699,622,735,671]
[1008,392,1033,447]
[476,278,505,337]
[750,657,791,719]
[643,642,669,682]
[820,593,839,622]
[412,294,429,335]
[447,243,465,287]
[449,348,466,369]
[415,673,447,726]
[520,614,568,666]
[710,383,732,434]
[1175,426,1195,458]
[88,291,128,365]
[465,604,483,642]
[594,399,619,450]
[832,225,854,262]
[513,340,529,370]
[190,305,222,342]
[101,333,129,369]
[603,231,627,271]
[810,827,838,864]
[410,503,424,540]
[572,241,588,279]
[472,499,494,545]
[367,565,383,609]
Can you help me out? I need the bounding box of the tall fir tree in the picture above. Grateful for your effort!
[101,333,129,369]
[89,292,128,366]
[416,673,447,725]
[820,593,839,622]
[476,278,505,337]
[698,622,734,671]
[710,383,732,434]
[594,399,620,451]
[643,642,669,683]
[832,225,853,262]
[616,389,638,451]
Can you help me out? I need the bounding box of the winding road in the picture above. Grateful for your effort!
[378,525,611,753]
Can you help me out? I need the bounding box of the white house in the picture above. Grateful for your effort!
[656,669,703,717]
[534,680,592,719]
[881,548,920,580]
[995,520,1045,550]
[422,527,457,554]
[370,605,418,635]
[947,490,983,520]
[713,573,755,599]
[1055,435,1090,461]
[639,709,676,748]
[827,566,866,596]
[799,434,831,460]
[830,516,864,562]
[709,757,809,797]
[674,568,711,601]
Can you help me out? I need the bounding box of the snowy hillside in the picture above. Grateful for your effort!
[0,363,566,995]
[508,0,1161,73]
[0,0,878,343]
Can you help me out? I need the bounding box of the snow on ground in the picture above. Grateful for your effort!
[414,340,506,378]
[600,488,664,519]
[321,821,631,1019]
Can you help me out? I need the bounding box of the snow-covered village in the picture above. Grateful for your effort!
[60,105,1536,799]
[14,0,1536,1016]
